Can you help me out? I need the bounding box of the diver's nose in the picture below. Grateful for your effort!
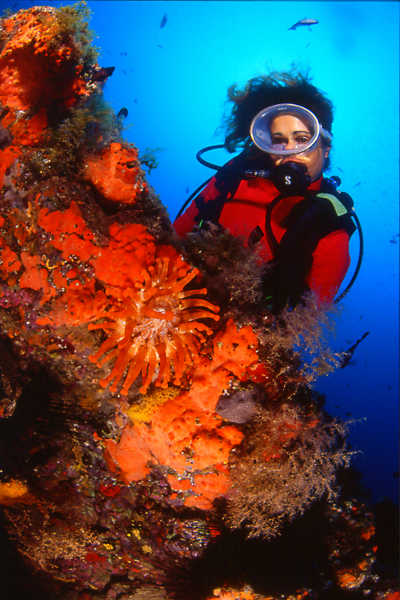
[284,136,297,150]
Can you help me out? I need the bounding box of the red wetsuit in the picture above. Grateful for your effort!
[174,173,351,305]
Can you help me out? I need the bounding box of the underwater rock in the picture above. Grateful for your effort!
[0,5,396,600]
[215,384,262,424]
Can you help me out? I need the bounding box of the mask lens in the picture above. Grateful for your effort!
[250,103,321,156]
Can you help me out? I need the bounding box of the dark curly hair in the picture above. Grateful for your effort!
[221,68,334,155]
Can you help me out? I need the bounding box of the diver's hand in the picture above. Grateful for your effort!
[262,258,311,314]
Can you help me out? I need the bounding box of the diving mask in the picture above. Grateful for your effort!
[249,103,332,156]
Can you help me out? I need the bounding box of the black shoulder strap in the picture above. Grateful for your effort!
[282,183,356,241]
[263,182,356,312]
[314,190,356,237]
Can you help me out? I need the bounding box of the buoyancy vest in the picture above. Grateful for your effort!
[194,171,354,252]
[187,156,356,311]
[263,183,355,311]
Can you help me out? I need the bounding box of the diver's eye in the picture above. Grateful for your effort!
[294,134,311,144]
[271,135,287,145]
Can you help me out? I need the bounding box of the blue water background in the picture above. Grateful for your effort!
[3,0,399,505]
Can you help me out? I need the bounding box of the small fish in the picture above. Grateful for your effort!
[120,51,128,56]
[160,13,168,28]
[289,18,319,30]
[156,44,164,49]
[91,66,115,83]
[340,331,370,369]
[117,107,128,120]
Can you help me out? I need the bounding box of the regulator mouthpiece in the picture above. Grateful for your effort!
[270,161,311,194]
[250,103,332,156]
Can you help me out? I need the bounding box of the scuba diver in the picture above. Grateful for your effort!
[174,71,361,314]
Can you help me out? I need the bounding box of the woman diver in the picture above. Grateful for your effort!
[173,70,358,314]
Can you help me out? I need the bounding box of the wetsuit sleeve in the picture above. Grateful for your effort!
[306,229,350,304]
[173,200,199,237]
[173,176,220,237]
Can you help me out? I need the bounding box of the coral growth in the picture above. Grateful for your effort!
[83,141,149,204]
[0,479,29,505]
[226,403,353,539]
[325,499,379,593]
[103,319,259,510]
[181,222,265,311]
[205,585,314,599]
[0,5,93,112]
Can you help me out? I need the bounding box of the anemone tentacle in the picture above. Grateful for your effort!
[89,255,220,395]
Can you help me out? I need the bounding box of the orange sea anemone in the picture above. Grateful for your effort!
[89,251,220,395]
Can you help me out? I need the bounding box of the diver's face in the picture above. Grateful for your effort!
[269,114,330,181]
